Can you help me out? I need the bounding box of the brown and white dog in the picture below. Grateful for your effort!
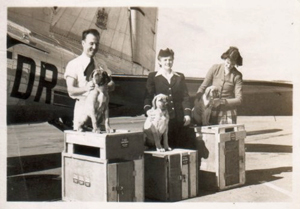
[192,86,220,126]
[77,68,112,133]
[143,94,171,152]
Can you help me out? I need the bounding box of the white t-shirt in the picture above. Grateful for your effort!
[64,54,93,99]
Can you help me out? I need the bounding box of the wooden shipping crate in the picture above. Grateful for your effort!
[194,124,246,191]
[62,152,144,202]
[144,149,198,202]
[64,130,144,161]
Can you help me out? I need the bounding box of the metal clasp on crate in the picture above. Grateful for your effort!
[179,174,187,182]
[112,186,124,195]
[73,174,79,184]
[78,176,84,185]
[84,177,91,187]
[73,174,91,187]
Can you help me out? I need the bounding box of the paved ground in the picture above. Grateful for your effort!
[4,116,298,207]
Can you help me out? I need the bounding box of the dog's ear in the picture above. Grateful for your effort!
[88,69,96,81]
[152,95,158,109]
[103,71,111,84]
[98,71,111,85]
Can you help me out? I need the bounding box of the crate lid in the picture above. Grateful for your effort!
[196,124,245,134]
[144,148,197,157]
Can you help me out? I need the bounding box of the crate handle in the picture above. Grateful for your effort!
[225,128,234,132]
[112,186,124,194]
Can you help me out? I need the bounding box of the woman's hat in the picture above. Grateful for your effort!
[157,48,174,59]
[221,46,243,66]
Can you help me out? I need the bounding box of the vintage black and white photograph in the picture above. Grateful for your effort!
[1,0,300,208]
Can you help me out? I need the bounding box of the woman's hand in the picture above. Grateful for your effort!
[183,115,191,126]
[86,81,95,92]
[146,109,156,123]
[212,98,225,108]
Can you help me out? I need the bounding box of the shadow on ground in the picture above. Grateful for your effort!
[7,174,61,201]
[7,153,61,176]
[7,153,62,201]
[195,166,293,198]
[245,166,292,185]
[246,129,282,136]
[245,144,292,153]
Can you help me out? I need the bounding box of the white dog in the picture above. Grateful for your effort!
[77,68,112,133]
[143,94,171,152]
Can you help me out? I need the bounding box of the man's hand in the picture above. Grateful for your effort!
[144,105,151,117]
[183,115,191,126]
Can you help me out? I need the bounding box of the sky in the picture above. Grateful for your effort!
[155,1,300,82]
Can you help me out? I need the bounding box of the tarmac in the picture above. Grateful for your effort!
[4,115,298,207]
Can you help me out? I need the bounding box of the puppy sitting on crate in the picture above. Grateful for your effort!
[143,94,172,152]
[192,86,220,126]
[77,68,113,133]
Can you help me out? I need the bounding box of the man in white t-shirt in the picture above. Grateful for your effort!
[64,29,114,130]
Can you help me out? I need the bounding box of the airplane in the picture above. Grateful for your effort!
[7,7,158,129]
[6,7,293,131]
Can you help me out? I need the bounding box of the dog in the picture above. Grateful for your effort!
[77,68,112,133]
[192,86,220,126]
[143,94,171,152]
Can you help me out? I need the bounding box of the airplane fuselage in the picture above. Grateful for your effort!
[7,37,75,124]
